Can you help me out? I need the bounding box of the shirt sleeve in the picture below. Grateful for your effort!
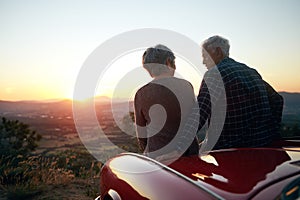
[197,78,212,131]
[134,91,148,152]
[264,80,283,138]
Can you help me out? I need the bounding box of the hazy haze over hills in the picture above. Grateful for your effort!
[0,92,299,112]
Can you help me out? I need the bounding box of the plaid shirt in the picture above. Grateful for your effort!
[178,57,283,151]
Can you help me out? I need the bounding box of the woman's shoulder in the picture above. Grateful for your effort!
[172,77,194,88]
[168,76,191,84]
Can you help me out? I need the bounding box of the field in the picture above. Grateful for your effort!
[0,99,138,199]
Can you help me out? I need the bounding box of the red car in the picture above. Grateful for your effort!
[97,140,300,200]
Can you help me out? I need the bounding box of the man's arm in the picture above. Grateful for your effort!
[175,78,212,154]
[264,81,284,138]
[197,79,212,131]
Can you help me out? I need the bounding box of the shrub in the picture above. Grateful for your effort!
[0,117,41,157]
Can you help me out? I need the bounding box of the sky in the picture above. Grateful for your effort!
[0,0,300,101]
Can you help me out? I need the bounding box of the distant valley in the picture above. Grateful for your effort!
[0,97,136,155]
[0,92,299,154]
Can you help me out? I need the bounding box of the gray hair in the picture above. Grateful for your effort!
[202,35,230,57]
[142,44,176,77]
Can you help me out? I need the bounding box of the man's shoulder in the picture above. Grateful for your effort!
[216,57,260,76]
[218,57,248,70]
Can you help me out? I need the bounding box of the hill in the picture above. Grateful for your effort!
[279,92,300,107]
[0,92,299,124]
[0,92,299,143]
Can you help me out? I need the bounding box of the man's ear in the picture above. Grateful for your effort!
[216,47,224,58]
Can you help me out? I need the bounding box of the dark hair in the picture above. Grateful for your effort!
[142,45,175,68]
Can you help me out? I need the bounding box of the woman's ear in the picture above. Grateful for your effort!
[166,58,176,69]
[166,58,171,67]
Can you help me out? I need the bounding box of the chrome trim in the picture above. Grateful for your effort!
[119,152,225,200]
[108,189,121,200]
[97,189,121,200]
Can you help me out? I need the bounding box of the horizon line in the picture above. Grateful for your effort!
[1,91,299,102]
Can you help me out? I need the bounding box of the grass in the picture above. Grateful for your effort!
[0,149,102,200]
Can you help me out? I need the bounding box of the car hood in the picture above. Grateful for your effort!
[169,148,300,199]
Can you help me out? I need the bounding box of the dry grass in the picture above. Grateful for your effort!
[0,150,102,200]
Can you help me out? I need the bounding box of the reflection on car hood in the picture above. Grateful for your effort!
[169,148,300,198]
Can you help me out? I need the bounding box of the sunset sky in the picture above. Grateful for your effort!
[1,0,299,101]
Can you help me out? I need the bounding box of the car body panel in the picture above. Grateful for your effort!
[169,148,300,199]
[100,147,300,200]
[100,153,220,200]
[251,174,300,200]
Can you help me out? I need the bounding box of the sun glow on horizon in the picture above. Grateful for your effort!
[92,50,203,102]
[1,1,300,101]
